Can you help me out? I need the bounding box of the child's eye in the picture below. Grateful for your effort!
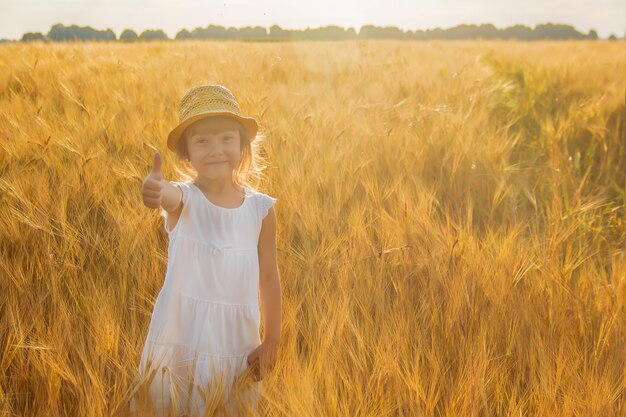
[224,137,233,141]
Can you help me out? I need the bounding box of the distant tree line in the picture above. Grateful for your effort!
[15,22,623,43]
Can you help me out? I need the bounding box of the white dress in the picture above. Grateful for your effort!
[130,180,277,417]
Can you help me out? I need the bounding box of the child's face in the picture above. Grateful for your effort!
[185,116,242,181]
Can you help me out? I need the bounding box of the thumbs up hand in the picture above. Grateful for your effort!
[142,152,164,209]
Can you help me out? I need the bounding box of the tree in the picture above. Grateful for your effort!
[501,24,533,40]
[175,29,192,40]
[532,23,587,40]
[22,32,46,42]
[120,29,138,41]
[269,25,290,38]
[47,23,116,41]
[190,25,227,39]
[359,25,406,39]
[138,29,168,40]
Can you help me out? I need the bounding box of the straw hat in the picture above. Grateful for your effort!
[167,84,258,152]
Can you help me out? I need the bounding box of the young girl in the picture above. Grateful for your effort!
[130,84,282,416]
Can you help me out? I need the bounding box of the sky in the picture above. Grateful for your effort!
[0,0,624,40]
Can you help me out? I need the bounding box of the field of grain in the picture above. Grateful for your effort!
[0,39,625,416]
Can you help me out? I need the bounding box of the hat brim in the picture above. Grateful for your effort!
[167,111,258,152]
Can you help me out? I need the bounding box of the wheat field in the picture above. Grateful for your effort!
[1,39,625,416]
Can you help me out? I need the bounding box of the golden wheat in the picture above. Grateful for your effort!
[0,39,624,416]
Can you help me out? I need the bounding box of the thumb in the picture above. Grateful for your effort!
[151,152,163,181]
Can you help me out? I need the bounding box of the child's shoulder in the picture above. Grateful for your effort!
[245,186,277,200]
[246,187,277,220]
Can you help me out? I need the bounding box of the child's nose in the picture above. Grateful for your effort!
[206,147,221,156]
[209,141,225,152]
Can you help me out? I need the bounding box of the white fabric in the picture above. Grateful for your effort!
[130,180,277,416]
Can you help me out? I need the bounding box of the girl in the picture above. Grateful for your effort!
[130,84,282,417]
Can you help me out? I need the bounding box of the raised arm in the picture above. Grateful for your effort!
[141,151,182,212]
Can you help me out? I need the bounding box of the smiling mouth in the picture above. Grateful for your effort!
[206,161,227,165]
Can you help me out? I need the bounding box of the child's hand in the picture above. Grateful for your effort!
[246,339,279,382]
[141,152,164,209]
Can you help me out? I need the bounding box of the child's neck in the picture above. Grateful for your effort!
[193,177,243,196]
